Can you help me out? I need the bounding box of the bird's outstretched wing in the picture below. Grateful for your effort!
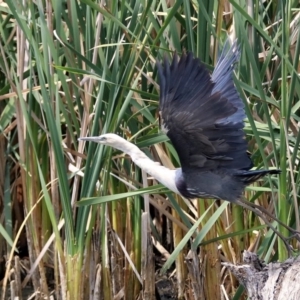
[157,43,253,172]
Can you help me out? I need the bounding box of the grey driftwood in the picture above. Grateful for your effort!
[222,250,300,300]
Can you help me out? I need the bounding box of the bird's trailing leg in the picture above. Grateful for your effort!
[238,198,299,236]
[236,198,300,256]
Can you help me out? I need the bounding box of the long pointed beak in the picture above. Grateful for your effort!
[78,136,102,142]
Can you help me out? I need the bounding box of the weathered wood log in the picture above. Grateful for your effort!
[222,250,300,300]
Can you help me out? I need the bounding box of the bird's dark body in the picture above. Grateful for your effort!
[175,168,280,202]
[157,42,280,201]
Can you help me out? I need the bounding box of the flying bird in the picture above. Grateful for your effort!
[79,42,297,251]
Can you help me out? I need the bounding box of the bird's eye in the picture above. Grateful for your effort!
[99,136,106,142]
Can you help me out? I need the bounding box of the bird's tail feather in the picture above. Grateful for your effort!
[237,169,281,184]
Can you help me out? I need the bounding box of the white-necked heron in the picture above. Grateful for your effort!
[79,42,298,252]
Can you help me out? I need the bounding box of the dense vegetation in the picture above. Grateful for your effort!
[0,0,299,299]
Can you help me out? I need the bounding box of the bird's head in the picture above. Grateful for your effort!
[78,133,133,153]
[79,133,121,145]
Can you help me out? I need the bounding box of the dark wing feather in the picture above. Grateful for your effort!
[212,41,245,125]
[157,44,252,172]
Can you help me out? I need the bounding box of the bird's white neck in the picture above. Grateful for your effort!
[113,139,179,194]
